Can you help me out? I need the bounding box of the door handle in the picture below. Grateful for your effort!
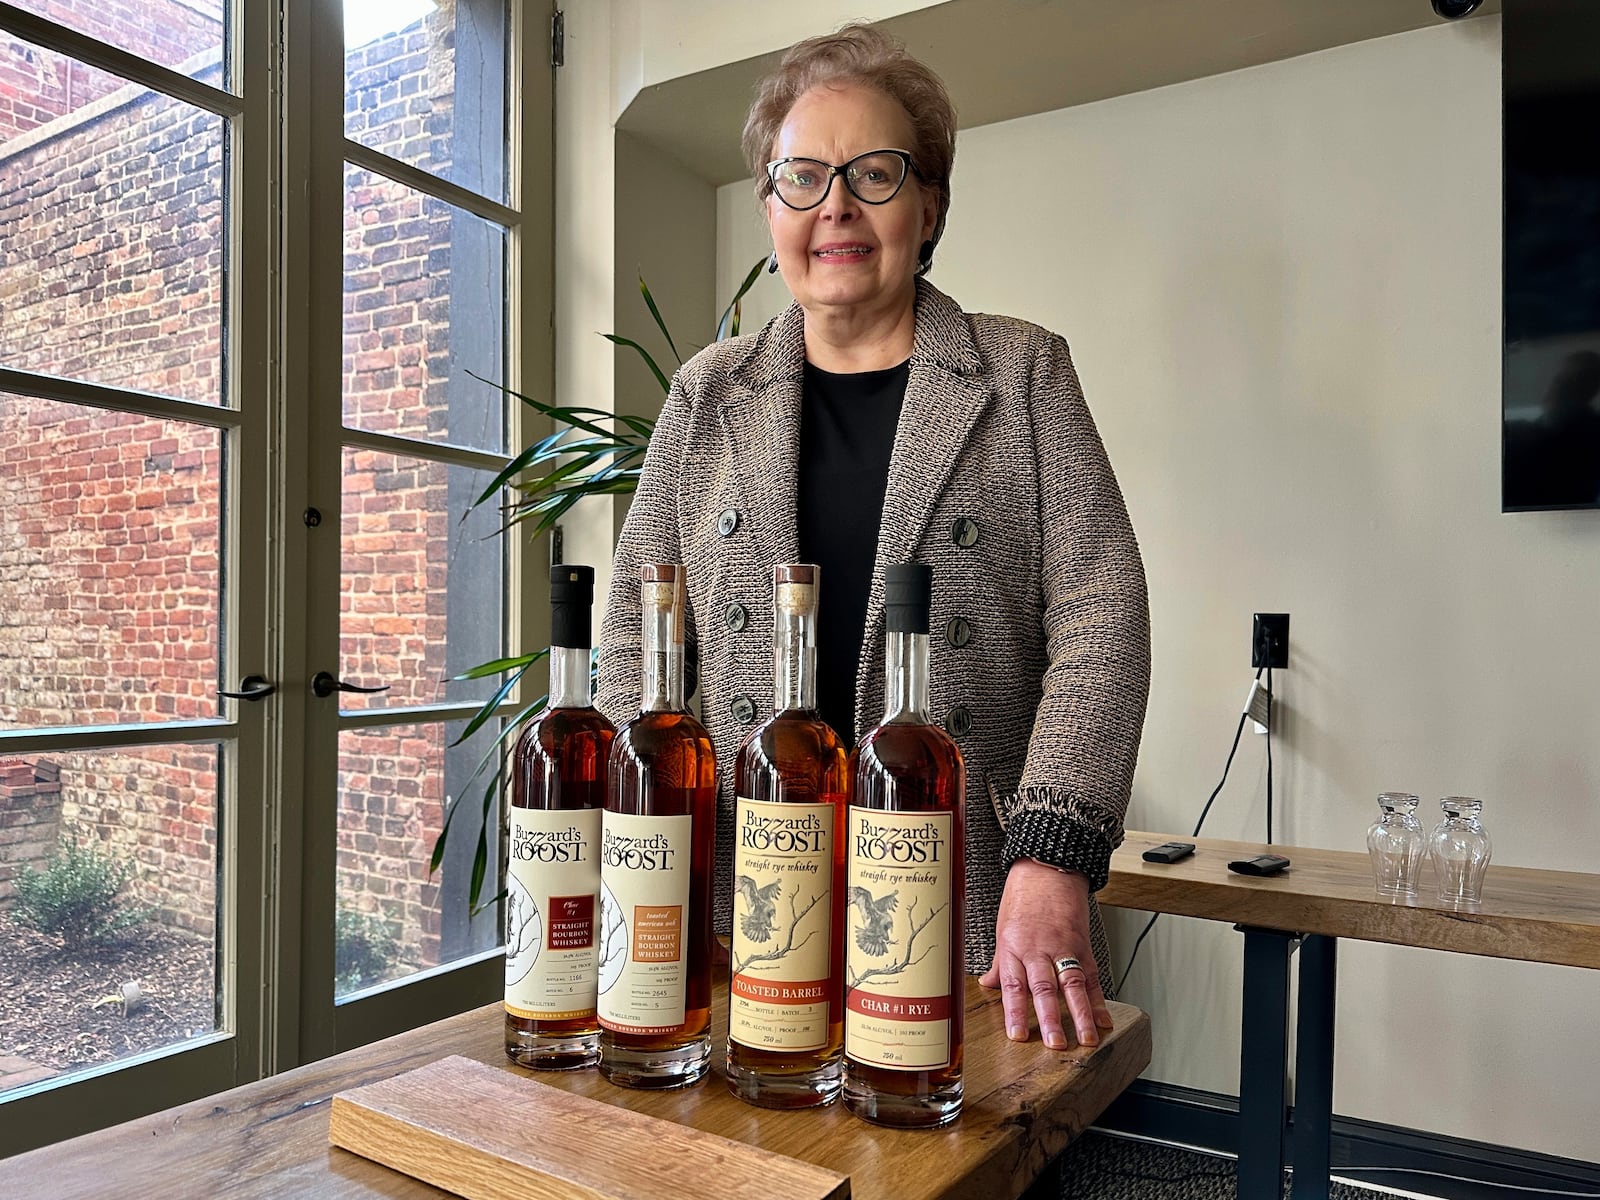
[218,675,277,702]
[311,671,391,699]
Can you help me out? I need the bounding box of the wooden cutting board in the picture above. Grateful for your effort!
[329,1055,851,1200]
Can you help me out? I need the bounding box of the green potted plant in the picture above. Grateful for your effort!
[434,260,767,908]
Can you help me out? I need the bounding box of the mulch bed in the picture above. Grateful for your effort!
[0,911,215,1083]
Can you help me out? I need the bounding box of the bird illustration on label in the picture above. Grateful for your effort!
[735,874,782,942]
[848,886,899,956]
[847,889,946,987]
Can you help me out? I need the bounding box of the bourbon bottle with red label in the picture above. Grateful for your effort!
[725,565,849,1108]
[842,562,965,1128]
[504,564,613,1069]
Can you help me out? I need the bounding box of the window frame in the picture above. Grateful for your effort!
[0,0,554,1152]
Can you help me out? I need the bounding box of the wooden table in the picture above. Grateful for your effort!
[1102,830,1600,1200]
[0,979,1150,1200]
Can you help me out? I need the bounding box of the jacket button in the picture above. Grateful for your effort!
[730,694,757,725]
[946,616,971,648]
[951,516,979,548]
[726,603,748,632]
[717,509,740,537]
[944,705,973,738]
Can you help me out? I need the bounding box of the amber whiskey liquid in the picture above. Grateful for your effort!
[726,565,849,1108]
[842,563,966,1128]
[598,564,718,1089]
[505,565,614,1070]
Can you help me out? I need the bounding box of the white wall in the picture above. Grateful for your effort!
[622,0,932,102]
[717,18,1600,1163]
[553,0,621,580]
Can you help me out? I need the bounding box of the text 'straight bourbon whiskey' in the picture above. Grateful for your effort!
[843,563,966,1128]
[726,565,849,1108]
[504,564,614,1069]
[598,564,718,1088]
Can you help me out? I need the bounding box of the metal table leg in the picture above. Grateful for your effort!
[1291,934,1338,1200]
[1019,1152,1063,1200]
[1236,926,1298,1200]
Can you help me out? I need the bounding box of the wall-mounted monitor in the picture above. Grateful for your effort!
[1502,0,1600,511]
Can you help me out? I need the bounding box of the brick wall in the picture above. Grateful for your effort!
[0,760,63,908]
[336,0,464,976]
[0,0,223,143]
[0,66,226,404]
[0,0,483,973]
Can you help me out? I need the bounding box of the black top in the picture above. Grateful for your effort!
[796,359,910,744]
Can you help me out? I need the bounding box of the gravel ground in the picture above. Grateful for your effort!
[0,911,215,1087]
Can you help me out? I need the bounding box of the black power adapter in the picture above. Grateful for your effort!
[1252,613,1289,670]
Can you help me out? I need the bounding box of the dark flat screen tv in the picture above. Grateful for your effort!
[1502,0,1600,511]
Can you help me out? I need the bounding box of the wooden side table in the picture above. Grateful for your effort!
[1102,830,1600,1200]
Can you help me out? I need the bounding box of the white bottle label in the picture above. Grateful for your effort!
[504,807,601,1019]
[729,797,834,1052]
[844,807,955,1070]
[596,810,692,1035]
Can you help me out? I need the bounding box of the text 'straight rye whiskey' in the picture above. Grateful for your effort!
[843,563,966,1128]
[726,565,850,1108]
[505,564,613,1069]
[598,564,718,1089]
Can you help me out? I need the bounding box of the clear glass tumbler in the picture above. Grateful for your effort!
[1427,796,1492,910]
[1366,792,1425,898]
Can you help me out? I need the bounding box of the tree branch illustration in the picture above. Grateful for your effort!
[506,890,539,963]
[734,890,823,975]
[598,895,626,975]
[848,897,946,988]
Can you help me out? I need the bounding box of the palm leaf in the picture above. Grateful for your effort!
[613,412,658,439]
[515,446,644,497]
[639,274,682,366]
[602,333,671,395]
[451,650,544,681]
[717,257,767,341]
[454,659,532,745]
[470,886,507,920]
[441,263,756,914]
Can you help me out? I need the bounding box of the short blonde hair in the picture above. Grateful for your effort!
[742,23,957,263]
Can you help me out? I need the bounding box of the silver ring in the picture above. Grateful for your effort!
[1053,955,1084,975]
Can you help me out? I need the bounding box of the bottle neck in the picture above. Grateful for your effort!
[548,644,591,709]
[641,605,685,713]
[882,630,931,723]
[773,606,817,713]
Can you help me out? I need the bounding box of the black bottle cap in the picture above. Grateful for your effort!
[550,563,594,649]
[884,562,932,634]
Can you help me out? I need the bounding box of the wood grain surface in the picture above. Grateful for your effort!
[329,1055,851,1200]
[0,979,1150,1200]
[1103,831,1600,968]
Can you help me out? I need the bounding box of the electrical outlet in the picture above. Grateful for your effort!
[1252,612,1289,670]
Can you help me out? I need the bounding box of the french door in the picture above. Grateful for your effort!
[0,0,550,1153]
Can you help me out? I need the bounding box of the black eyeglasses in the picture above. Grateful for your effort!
[765,148,926,211]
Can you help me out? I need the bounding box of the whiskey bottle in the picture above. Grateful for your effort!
[598,564,718,1088]
[726,565,849,1108]
[842,562,966,1128]
[505,564,614,1069]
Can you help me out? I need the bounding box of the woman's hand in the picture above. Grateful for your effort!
[979,858,1115,1049]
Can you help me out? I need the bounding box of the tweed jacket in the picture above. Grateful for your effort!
[596,279,1151,978]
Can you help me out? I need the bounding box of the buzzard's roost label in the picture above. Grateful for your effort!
[729,797,836,1052]
[504,808,600,1020]
[843,807,954,1070]
[597,811,692,1036]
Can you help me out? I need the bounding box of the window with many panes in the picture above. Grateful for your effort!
[0,0,550,1153]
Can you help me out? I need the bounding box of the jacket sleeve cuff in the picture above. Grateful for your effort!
[1000,808,1116,894]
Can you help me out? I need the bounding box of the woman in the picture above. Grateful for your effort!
[596,24,1150,1054]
